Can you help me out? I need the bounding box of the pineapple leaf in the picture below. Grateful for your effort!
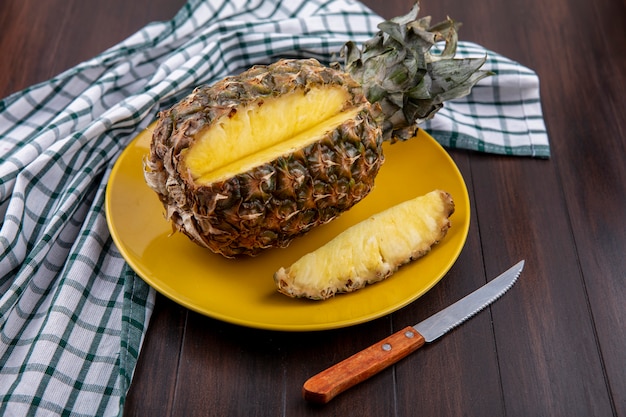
[428,55,489,94]
[341,2,492,141]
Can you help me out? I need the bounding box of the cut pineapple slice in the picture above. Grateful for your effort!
[274,190,454,300]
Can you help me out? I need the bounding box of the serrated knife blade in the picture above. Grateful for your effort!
[303,260,525,404]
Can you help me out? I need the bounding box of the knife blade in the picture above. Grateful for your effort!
[302,260,525,404]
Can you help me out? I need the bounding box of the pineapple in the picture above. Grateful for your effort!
[143,4,489,257]
[274,190,454,300]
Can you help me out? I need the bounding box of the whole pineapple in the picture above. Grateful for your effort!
[144,4,489,257]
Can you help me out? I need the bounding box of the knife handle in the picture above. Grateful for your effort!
[303,326,425,404]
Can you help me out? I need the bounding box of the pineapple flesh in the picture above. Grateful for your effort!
[274,190,455,300]
[143,4,489,258]
[187,87,363,185]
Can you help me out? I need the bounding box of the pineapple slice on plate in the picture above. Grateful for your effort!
[143,4,489,258]
[274,190,454,300]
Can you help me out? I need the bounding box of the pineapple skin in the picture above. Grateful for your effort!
[274,190,455,300]
[144,59,384,257]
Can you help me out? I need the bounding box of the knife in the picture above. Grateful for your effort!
[303,260,525,404]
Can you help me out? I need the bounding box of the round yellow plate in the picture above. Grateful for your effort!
[105,127,470,331]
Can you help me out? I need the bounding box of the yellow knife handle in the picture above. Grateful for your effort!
[302,326,426,404]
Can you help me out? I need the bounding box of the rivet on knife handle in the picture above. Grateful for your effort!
[302,260,525,404]
[303,326,425,404]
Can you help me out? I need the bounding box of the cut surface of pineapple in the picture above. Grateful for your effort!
[274,190,455,300]
[185,86,356,183]
[192,105,364,185]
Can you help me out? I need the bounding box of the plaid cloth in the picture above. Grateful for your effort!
[0,0,549,415]
[422,42,549,157]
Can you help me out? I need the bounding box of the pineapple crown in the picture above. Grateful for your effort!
[336,2,493,142]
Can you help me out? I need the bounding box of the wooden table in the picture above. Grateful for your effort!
[2,0,625,415]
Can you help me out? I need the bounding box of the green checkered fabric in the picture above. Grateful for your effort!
[422,42,550,157]
[0,0,549,415]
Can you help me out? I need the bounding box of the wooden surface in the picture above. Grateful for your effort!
[2,0,625,416]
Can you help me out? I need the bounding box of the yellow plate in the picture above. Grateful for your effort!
[105,127,470,331]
